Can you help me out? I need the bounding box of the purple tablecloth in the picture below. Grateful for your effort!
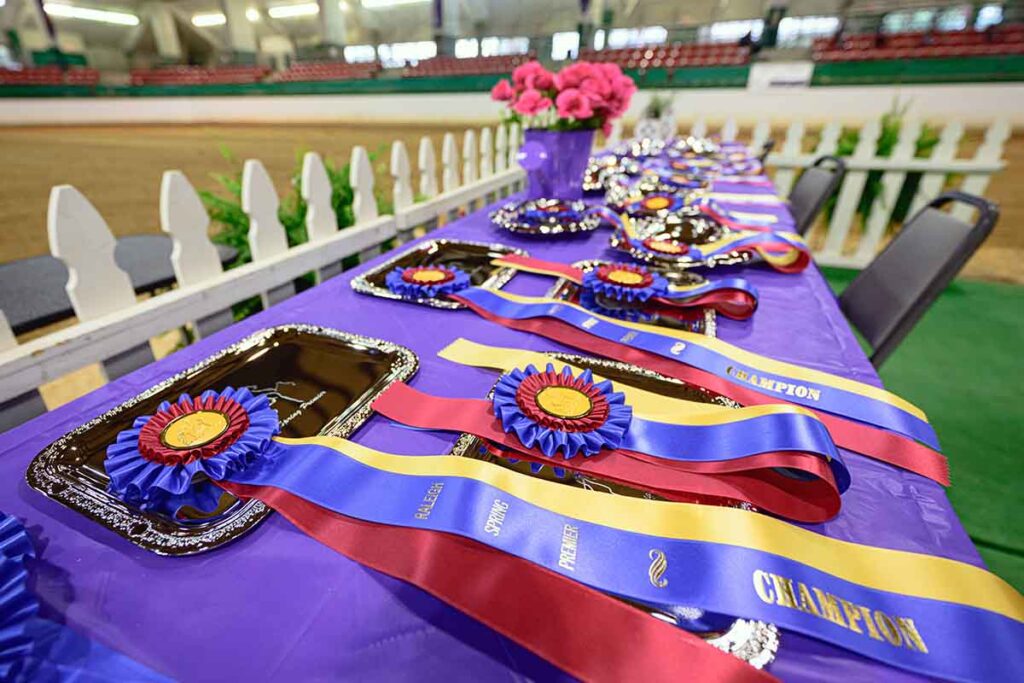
[0,186,981,682]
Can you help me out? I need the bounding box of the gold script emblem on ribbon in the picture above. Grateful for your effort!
[161,411,230,450]
[535,387,593,420]
[648,549,669,588]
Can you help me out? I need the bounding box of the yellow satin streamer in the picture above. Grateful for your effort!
[278,435,1024,622]
[478,289,929,423]
[438,338,819,426]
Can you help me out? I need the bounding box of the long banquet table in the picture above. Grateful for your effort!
[0,177,982,682]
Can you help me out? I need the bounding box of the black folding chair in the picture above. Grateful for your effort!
[789,155,846,236]
[839,191,999,368]
[758,138,775,164]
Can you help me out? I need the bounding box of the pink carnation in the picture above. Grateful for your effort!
[555,88,594,120]
[513,88,553,116]
[512,61,555,91]
[490,78,515,102]
[554,62,600,91]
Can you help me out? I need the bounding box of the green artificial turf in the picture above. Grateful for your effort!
[822,268,1024,591]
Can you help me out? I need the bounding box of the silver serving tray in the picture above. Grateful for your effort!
[546,259,717,337]
[350,238,526,310]
[448,351,778,669]
[490,199,603,237]
[26,325,418,556]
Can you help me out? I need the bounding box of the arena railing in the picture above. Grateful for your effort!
[0,116,1008,428]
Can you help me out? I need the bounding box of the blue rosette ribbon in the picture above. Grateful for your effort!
[385,265,471,299]
[491,364,632,459]
[105,387,280,514]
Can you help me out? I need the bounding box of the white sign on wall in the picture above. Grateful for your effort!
[747,61,815,91]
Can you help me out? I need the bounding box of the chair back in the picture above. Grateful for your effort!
[758,138,775,164]
[789,155,846,236]
[839,191,999,367]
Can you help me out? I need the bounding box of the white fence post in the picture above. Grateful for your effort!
[242,159,295,307]
[908,121,964,218]
[480,127,494,179]
[690,118,707,138]
[749,120,771,155]
[462,129,479,185]
[350,145,383,263]
[418,137,439,199]
[0,310,46,430]
[302,151,342,281]
[48,185,155,379]
[160,170,233,338]
[853,119,922,265]
[720,117,738,142]
[607,119,624,146]
[771,121,805,196]
[391,140,415,242]
[442,132,460,194]
[494,125,509,173]
[818,120,882,263]
[953,120,1010,223]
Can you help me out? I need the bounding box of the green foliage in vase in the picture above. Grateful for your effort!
[830,99,941,227]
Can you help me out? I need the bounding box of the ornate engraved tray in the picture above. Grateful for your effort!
[351,238,525,309]
[546,259,716,337]
[26,325,418,556]
[610,211,754,270]
[449,352,778,668]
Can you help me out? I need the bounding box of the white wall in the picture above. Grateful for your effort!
[0,83,1022,127]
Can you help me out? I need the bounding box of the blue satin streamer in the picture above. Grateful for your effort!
[621,412,849,492]
[456,288,940,450]
[228,441,1022,682]
[678,231,806,261]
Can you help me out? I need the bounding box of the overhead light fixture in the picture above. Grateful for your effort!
[361,0,429,8]
[267,2,319,18]
[246,7,261,21]
[192,12,226,27]
[43,3,140,26]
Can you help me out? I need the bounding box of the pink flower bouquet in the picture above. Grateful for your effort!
[491,60,637,135]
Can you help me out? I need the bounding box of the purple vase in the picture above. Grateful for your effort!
[518,128,596,200]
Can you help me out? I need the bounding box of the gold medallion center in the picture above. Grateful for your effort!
[161,411,230,450]
[535,387,593,420]
[644,197,671,210]
[410,269,449,283]
[606,269,645,285]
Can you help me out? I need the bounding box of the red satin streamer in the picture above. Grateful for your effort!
[496,254,758,320]
[220,481,777,683]
[451,298,951,486]
[372,383,842,523]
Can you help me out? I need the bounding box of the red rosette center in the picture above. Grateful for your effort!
[402,266,455,285]
[515,370,610,433]
[642,237,689,256]
[138,395,251,466]
[596,264,653,289]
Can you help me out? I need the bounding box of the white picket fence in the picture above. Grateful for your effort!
[0,116,1008,429]
[0,124,527,429]
[679,116,1009,268]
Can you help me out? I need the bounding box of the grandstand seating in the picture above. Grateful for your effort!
[273,61,380,83]
[402,54,534,78]
[813,25,1024,62]
[129,65,269,86]
[579,43,750,70]
[0,66,99,86]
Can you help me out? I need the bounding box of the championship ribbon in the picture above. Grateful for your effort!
[101,402,1024,682]
[448,289,950,485]
[371,357,849,522]
[491,253,759,320]
[614,212,811,274]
